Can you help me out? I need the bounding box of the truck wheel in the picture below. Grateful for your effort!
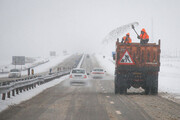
[116,74,127,94]
[123,87,127,95]
[114,75,119,94]
[145,87,150,95]
[119,87,124,94]
[119,87,127,94]
[151,73,158,95]
[145,73,152,95]
[124,87,127,94]
[115,84,119,94]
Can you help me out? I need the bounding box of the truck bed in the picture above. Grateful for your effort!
[115,40,161,72]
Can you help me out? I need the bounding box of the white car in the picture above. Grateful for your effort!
[69,68,88,85]
[91,68,105,79]
[8,69,21,78]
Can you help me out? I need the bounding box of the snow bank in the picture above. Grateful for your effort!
[0,75,68,112]
[33,55,70,73]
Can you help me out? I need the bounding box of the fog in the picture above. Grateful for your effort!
[0,0,180,61]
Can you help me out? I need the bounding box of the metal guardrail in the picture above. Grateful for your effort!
[0,75,40,86]
[0,71,70,100]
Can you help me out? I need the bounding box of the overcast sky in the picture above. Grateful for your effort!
[0,0,180,61]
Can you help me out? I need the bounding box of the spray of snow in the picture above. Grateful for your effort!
[102,22,139,43]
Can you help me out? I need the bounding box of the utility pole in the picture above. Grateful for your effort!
[151,17,154,42]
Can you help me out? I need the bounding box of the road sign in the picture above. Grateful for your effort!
[50,51,56,56]
[12,56,25,65]
[118,50,135,65]
[112,51,116,60]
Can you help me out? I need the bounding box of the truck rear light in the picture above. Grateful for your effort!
[69,75,73,78]
[84,75,87,78]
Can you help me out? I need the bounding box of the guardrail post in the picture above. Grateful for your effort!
[16,88,19,94]
[12,90,15,96]
[2,93,6,100]
[20,88,22,93]
[7,91,10,98]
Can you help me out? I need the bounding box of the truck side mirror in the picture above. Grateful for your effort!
[113,54,115,60]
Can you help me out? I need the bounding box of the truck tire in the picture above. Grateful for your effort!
[124,87,127,94]
[145,87,150,95]
[115,84,118,94]
[114,75,119,94]
[145,73,152,95]
[115,81,119,94]
[118,74,127,94]
[119,87,127,94]
[119,87,124,94]
[151,73,158,95]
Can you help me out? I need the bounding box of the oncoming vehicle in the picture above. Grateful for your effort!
[8,69,21,78]
[91,68,105,79]
[69,68,88,85]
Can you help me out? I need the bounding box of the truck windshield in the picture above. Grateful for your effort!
[72,69,85,74]
[10,69,20,72]
[93,69,103,72]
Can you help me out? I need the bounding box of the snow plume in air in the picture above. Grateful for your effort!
[102,22,139,43]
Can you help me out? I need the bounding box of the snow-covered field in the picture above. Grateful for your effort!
[0,57,48,72]
[95,54,180,96]
[159,57,180,94]
[0,55,70,78]
[32,54,70,74]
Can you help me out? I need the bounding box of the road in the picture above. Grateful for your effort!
[0,55,180,120]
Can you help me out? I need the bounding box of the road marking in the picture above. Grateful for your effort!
[106,96,110,98]
[116,111,121,115]
[110,101,114,104]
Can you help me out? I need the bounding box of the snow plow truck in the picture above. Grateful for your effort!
[114,39,161,95]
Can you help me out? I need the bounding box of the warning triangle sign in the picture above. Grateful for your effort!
[118,50,135,65]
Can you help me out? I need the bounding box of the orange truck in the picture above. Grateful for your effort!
[114,39,161,95]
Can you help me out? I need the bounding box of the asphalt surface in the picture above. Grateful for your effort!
[0,55,180,120]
